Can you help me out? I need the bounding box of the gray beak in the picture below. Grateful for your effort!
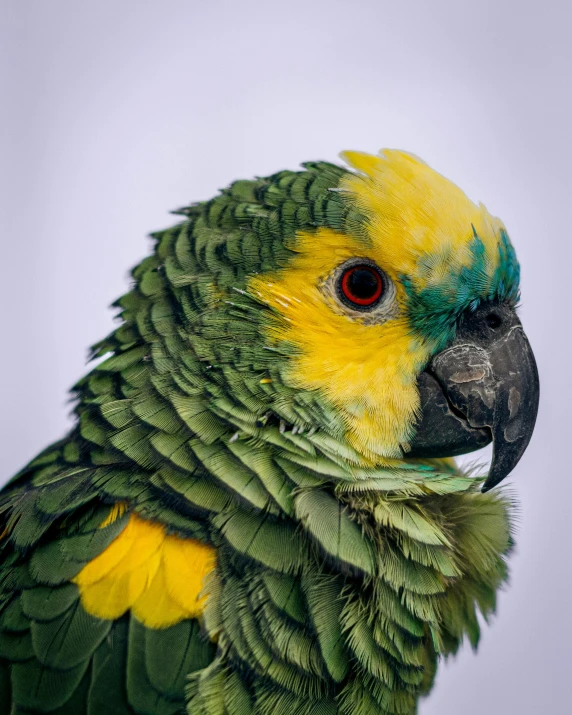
[407,302,539,491]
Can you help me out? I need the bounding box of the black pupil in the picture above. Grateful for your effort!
[348,268,379,299]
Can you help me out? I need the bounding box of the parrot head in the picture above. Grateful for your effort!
[236,150,539,490]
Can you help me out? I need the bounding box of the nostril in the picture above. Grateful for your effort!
[486,312,502,329]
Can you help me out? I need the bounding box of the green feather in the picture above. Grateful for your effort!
[126,618,181,715]
[88,618,134,715]
[302,572,348,683]
[295,489,375,576]
[0,629,33,661]
[11,658,89,712]
[145,620,215,698]
[22,584,80,622]
[213,509,307,573]
[30,600,111,669]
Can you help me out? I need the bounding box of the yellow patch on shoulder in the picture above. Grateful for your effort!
[73,512,216,629]
[249,150,509,465]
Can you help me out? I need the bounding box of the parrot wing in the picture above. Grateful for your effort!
[0,441,217,714]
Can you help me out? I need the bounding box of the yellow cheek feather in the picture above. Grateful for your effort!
[249,149,508,464]
[73,512,216,629]
[250,228,427,463]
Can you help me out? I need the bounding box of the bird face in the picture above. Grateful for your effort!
[249,150,538,488]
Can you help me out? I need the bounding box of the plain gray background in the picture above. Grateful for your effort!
[1,1,570,712]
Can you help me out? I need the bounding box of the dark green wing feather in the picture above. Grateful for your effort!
[0,492,217,714]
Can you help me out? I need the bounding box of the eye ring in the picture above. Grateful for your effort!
[339,263,384,309]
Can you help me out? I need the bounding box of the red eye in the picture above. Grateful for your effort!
[340,264,384,308]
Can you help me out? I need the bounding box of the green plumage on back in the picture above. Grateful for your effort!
[0,149,532,715]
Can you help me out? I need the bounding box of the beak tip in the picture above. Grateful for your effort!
[480,461,505,492]
[481,462,511,493]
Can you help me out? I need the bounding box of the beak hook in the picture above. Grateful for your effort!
[408,304,539,490]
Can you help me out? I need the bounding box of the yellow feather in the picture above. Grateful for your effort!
[74,516,140,585]
[73,513,216,628]
[78,549,162,621]
[99,501,127,528]
[339,150,384,176]
[163,536,216,615]
[250,227,423,462]
[132,560,191,628]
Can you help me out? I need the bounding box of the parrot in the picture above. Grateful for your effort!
[0,148,539,715]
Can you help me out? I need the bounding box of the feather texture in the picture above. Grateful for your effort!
[0,151,519,713]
